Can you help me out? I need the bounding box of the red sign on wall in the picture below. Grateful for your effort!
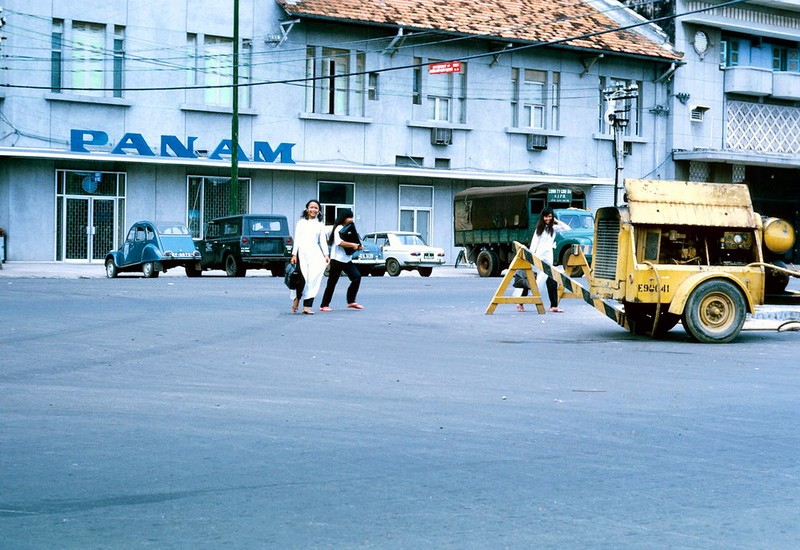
[429,61,462,75]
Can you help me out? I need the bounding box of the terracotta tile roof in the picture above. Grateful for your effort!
[276,0,679,60]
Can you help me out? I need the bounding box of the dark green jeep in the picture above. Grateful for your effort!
[198,214,293,277]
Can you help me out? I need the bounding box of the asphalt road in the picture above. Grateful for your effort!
[1,274,799,548]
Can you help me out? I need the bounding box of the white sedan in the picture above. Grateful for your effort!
[361,231,446,277]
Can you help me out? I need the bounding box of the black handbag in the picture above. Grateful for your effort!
[513,270,530,289]
[338,223,361,256]
[284,262,300,289]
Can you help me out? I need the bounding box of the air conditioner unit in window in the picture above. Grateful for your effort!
[623,141,633,156]
[431,128,453,146]
[526,134,548,151]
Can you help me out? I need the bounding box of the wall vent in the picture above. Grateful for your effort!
[690,105,709,122]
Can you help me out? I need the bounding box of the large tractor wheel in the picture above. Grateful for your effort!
[476,249,500,277]
[682,279,746,343]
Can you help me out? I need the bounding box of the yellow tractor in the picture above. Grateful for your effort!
[590,179,798,343]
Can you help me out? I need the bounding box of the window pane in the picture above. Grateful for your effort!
[416,210,431,243]
[400,185,433,207]
[319,181,354,204]
[72,22,104,96]
[204,36,233,106]
[400,210,414,232]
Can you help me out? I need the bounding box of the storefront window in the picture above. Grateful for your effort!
[187,176,250,238]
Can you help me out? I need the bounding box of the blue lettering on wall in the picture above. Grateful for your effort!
[209,140,249,162]
[112,133,156,156]
[161,135,198,158]
[70,129,296,164]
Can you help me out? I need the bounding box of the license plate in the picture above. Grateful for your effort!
[424,253,434,259]
[172,252,194,258]
[359,253,374,260]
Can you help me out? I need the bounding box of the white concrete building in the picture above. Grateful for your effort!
[0,0,678,263]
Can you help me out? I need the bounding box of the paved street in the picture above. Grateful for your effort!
[1,271,799,548]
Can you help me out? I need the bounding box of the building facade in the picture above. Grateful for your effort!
[625,0,800,262]
[0,0,678,263]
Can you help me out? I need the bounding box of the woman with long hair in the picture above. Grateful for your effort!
[291,200,329,314]
[519,206,570,313]
[319,209,364,311]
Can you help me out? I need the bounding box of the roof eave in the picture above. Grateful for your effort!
[282,12,680,62]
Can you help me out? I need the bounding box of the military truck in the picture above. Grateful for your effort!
[454,183,594,277]
[590,179,797,343]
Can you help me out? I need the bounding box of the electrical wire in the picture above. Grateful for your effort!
[0,0,750,93]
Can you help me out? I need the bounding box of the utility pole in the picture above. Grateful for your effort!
[603,83,638,207]
[229,0,240,215]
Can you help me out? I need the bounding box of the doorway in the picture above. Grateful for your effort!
[56,170,126,263]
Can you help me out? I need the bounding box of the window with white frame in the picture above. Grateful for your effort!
[413,58,467,123]
[511,68,560,130]
[318,181,355,224]
[187,176,251,238]
[305,47,366,116]
[598,77,642,136]
[51,20,125,97]
[187,34,252,108]
[399,185,433,244]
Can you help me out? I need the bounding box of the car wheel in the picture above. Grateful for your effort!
[185,264,201,277]
[682,279,746,343]
[386,258,401,277]
[225,254,246,277]
[142,262,159,278]
[105,258,118,278]
[418,267,433,277]
[371,269,386,277]
[476,249,500,277]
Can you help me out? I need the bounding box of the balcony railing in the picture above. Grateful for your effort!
[726,101,800,155]
[723,66,773,96]
[773,72,800,101]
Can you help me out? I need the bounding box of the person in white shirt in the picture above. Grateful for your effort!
[518,206,570,313]
[320,209,364,311]
[291,200,330,314]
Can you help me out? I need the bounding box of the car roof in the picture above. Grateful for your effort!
[209,214,287,221]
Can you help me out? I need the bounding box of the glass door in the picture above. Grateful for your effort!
[64,197,116,262]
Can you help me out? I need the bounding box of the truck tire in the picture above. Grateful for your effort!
[225,254,246,277]
[560,248,584,278]
[682,279,746,343]
[476,249,500,277]
[185,264,201,277]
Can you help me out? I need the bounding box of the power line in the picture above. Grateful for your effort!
[1,0,748,94]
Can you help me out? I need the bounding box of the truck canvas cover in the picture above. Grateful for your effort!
[625,179,758,228]
[454,183,582,231]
